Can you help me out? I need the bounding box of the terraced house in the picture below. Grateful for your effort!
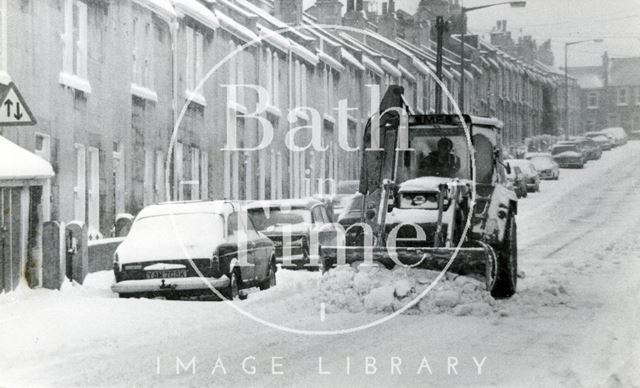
[1,0,578,291]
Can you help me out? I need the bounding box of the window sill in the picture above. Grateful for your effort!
[347,114,359,124]
[131,83,158,102]
[185,90,206,107]
[0,70,11,85]
[291,108,309,122]
[265,104,281,118]
[228,101,248,114]
[59,72,92,94]
[323,113,336,125]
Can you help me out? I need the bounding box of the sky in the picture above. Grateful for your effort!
[396,0,640,67]
[302,0,640,68]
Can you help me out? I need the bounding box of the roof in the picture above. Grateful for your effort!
[609,57,640,87]
[0,136,54,181]
[245,198,323,210]
[172,0,219,29]
[567,66,604,89]
[140,200,238,218]
[132,0,177,20]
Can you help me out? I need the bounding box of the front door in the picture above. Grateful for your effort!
[0,187,22,293]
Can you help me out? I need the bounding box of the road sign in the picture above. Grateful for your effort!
[0,82,36,126]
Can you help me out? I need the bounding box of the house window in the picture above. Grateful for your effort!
[264,48,279,107]
[74,144,86,223]
[617,88,627,106]
[131,11,155,99]
[185,26,204,103]
[60,0,90,92]
[87,147,100,239]
[0,0,7,83]
[228,40,245,111]
[587,91,599,109]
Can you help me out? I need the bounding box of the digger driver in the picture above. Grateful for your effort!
[418,137,461,177]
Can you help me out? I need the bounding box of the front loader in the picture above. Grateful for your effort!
[320,85,519,298]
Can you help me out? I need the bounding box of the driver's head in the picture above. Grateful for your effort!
[437,137,453,153]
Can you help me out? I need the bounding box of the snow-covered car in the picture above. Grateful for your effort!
[550,144,584,168]
[570,136,601,160]
[525,152,560,180]
[246,199,335,270]
[506,165,528,198]
[505,159,540,192]
[601,127,628,146]
[112,201,276,300]
[584,131,613,151]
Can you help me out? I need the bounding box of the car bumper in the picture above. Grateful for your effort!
[111,275,230,294]
[557,162,582,168]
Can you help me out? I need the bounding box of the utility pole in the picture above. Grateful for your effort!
[435,16,446,114]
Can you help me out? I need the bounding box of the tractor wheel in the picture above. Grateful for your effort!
[222,269,241,300]
[491,214,517,299]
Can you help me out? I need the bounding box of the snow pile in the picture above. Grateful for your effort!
[319,263,499,316]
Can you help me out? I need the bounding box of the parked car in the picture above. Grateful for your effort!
[584,131,613,151]
[317,180,360,222]
[601,127,628,146]
[505,165,528,198]
[570,136,602,160]
[112,201,276,300]
[505,159,540,192]
[629,130,640,140]
[550,144,584,168]
[525,152,560,180]
[555,140,588,162]
[246,199,334,270]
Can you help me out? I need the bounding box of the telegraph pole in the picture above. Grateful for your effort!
[435,16,446,114]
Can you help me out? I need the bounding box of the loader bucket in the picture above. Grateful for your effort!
[320,241,497,291]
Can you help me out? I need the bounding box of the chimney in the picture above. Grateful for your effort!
[311,0,343,26]
[602,51,610,88]
[346,0,354,11]
[388,0,395,14]
[274,0,303,25]
[381,2,388,14]
[355,0,363,12]
[502,19,507,32]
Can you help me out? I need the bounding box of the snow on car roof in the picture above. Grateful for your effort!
[245,198,323,210]
[137,200,237,218]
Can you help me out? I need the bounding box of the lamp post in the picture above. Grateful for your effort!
[564,39,603,139]
[458,1,526,112]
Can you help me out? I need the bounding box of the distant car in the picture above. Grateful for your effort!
[556,140,588,162]
[584,131,613,151]
[112,201,276,300]
[505,165,528,198]
[505,159,540,192]
[629,130,640,140]
[246,199,335,270]
[550,144,584,168]
[318,180,360,222]
[570,136,602,160]
[601,127,628,146]
[525,152,560,180]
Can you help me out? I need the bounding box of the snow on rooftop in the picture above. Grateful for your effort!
[0,136,54,181]
[172,0,219,30]
[132,0,177,20]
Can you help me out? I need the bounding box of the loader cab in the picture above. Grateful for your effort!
[395,115,505,186]
[396,115,472,184]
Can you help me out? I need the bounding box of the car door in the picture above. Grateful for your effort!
[227,211,256,282]
[310,205,336,261]
[243,211,270,281]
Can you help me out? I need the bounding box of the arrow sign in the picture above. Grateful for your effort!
[0,82,36,126]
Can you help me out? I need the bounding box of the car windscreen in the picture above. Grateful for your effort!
[552,146,578,155]
[529,156,554,170]
[396,132,471,182]
[248,207,311,230]
[125,213,225,253]
[336,181,360,195]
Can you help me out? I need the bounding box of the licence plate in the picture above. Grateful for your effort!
[145,269,187,279]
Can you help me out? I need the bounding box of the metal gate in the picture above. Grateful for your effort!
[0,187,21,293]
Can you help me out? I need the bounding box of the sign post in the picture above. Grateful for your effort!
[0,82,36,126]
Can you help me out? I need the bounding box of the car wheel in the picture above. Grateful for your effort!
[491,214,517,299]
[259,258,277,290]
[222,268,241,300]
[535,182,540,192]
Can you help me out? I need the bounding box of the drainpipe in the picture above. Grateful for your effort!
[166,19,180,202]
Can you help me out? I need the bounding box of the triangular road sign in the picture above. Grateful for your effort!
[0,82,36,126]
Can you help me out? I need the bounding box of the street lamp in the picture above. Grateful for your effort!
[564,38,603,139]
[458,1,526,112]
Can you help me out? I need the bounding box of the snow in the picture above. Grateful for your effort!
[2,143,640,386]
[0,135,54,180]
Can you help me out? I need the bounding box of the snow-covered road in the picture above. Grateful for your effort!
[2,143,640,387]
